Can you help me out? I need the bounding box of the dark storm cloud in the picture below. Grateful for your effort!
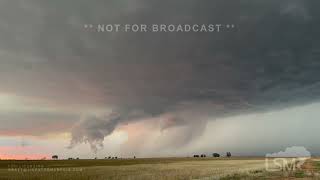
[0,111,78,136]
[68,110,147,153]
[1,0,320,150]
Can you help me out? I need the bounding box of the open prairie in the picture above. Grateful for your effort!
[1,157,320,180]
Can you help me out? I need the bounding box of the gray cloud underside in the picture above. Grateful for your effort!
[0,112,78,136]
[1,0,320,150]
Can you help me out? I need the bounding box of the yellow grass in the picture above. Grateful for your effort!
[0,157,318,180]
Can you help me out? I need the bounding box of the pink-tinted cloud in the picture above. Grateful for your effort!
[0,146,49,160]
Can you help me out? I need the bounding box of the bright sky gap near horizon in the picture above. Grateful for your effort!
[1,0,320,159]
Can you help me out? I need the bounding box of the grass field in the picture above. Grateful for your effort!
[0,157,320,180]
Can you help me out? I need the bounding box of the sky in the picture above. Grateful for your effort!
[1,0,320,159]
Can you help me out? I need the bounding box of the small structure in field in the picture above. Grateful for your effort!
[226,152,232,158]
[213,153,220,157]
[52,155,58,160]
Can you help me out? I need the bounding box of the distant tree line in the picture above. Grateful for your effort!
[193,152,232,158]
[50,152,232,160]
